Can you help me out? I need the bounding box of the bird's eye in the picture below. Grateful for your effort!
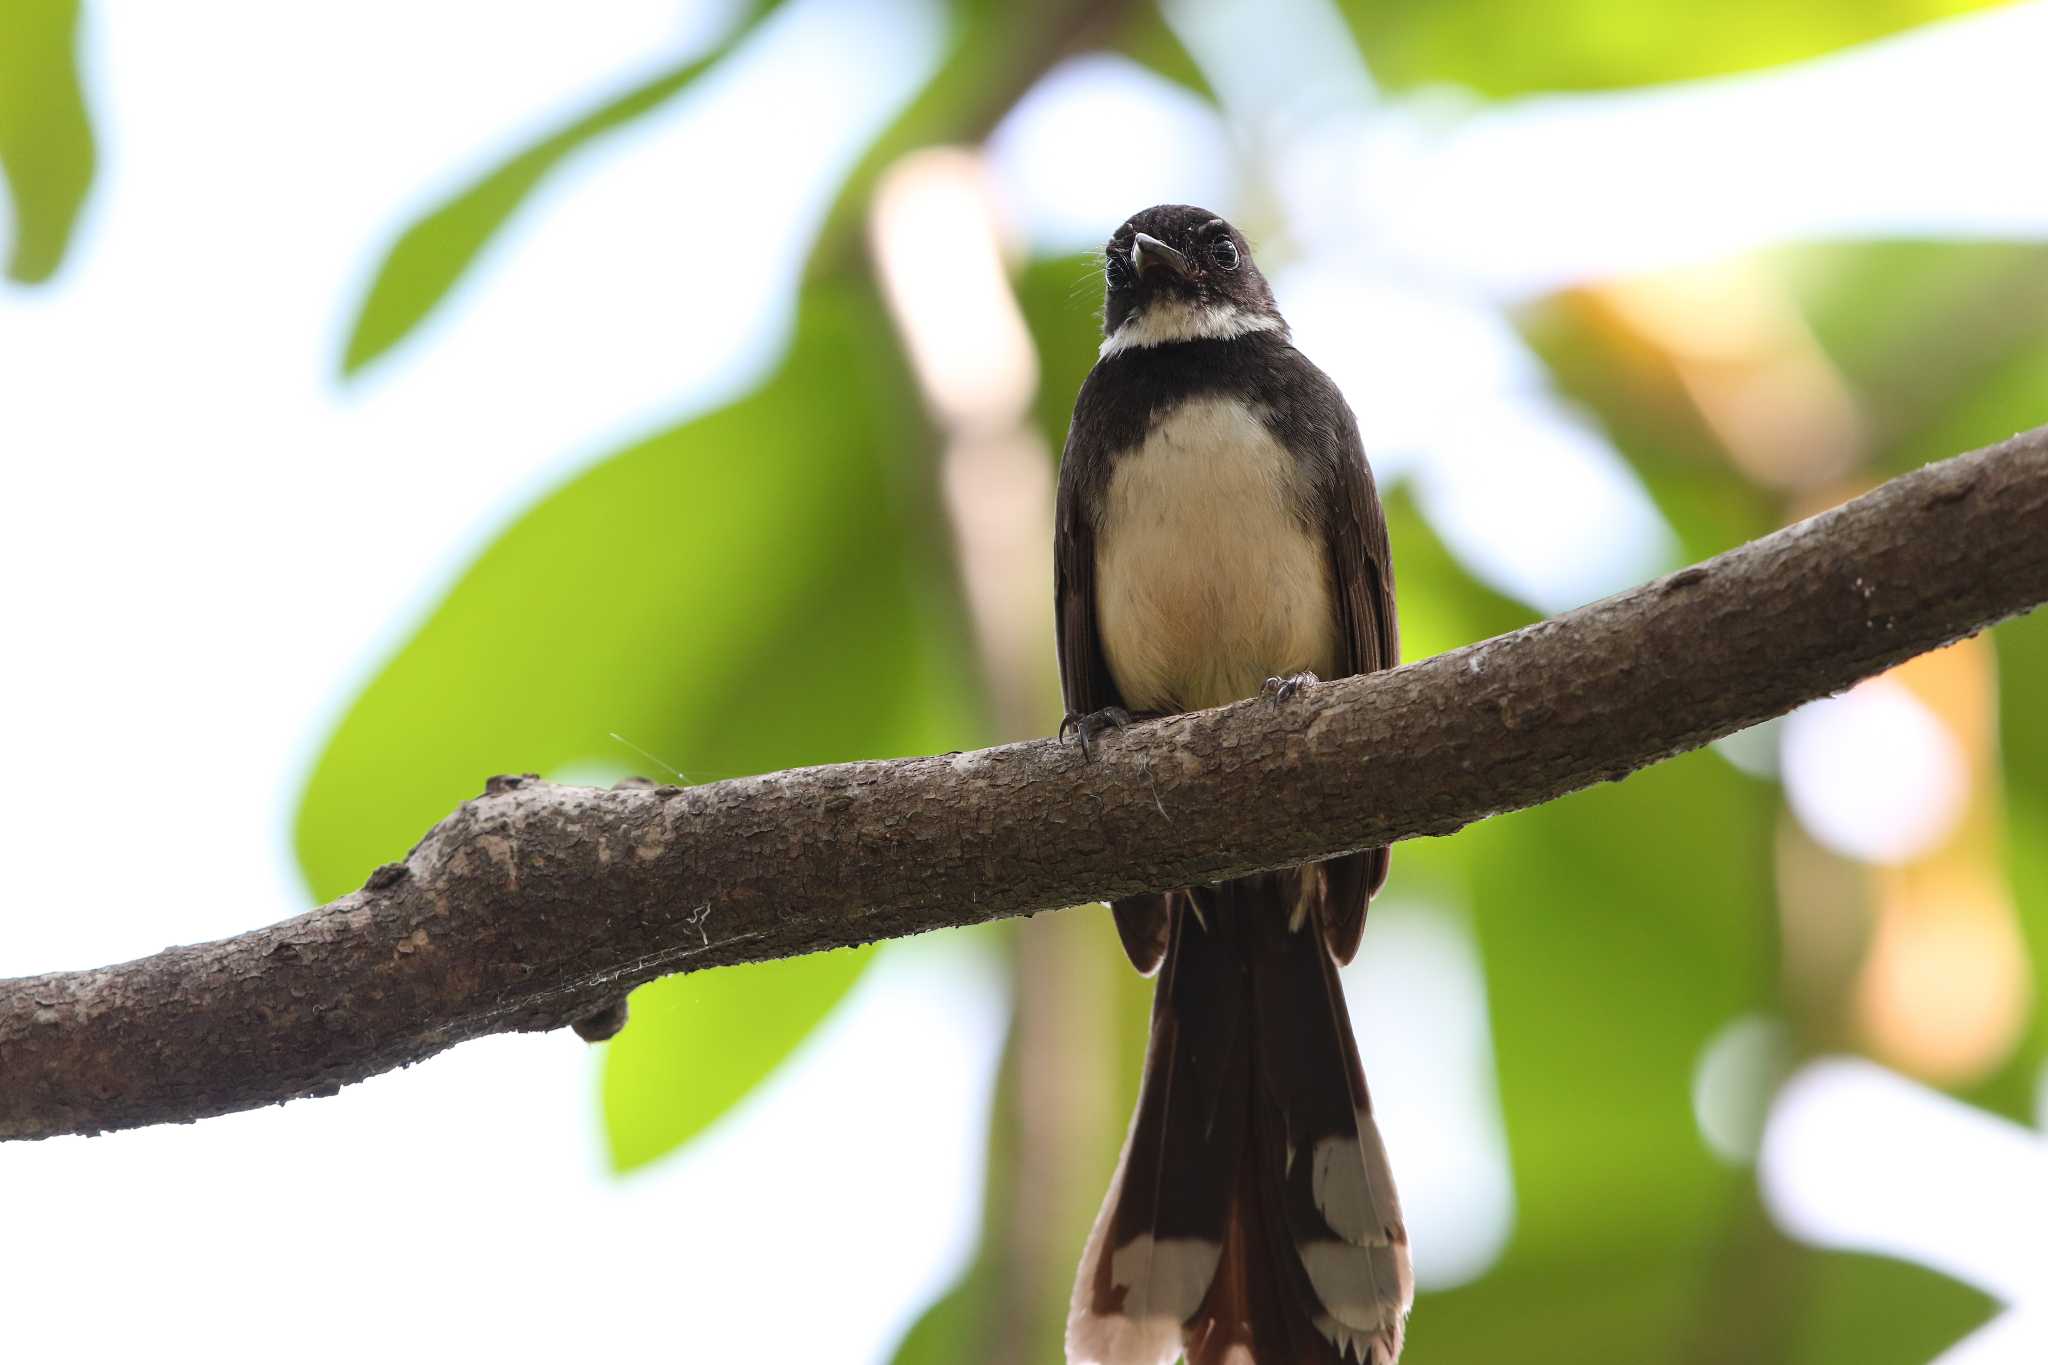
[1106,253,1132,288]
[1210,238,1240,272]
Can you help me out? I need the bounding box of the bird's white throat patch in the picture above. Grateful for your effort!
[1099,299,1282,357]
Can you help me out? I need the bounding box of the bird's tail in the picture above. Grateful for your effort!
[1067,872,1411,1365]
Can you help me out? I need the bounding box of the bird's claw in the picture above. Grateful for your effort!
[1261,671,1320,703]
[1061,706,1135,759]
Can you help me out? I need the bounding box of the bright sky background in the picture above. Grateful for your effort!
[6,2,2048,1361]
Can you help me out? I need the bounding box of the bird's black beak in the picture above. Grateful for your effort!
[1131,232,1190,279]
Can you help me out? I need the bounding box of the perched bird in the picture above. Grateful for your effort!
[1055,205,1411,1365]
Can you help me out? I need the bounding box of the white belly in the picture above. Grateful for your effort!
[1095,395,1338,713]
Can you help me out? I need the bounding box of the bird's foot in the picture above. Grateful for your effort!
[1261,671,1321,703]
[1060,706,1149,758]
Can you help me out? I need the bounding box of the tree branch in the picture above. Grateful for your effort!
[5,429,2046,1141]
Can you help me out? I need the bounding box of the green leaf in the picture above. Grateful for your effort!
[1521,244,2025,562]
[805,0,1123,282]
[1430,538,1773,1259]
[1417,1237,1992,1364]
[1388,494,1775,1336]
[1906,328,2048,1096]
[0,0,96,284]
[1386,499,1992,1361]
[603,946,873,1172]
[1379,484,1535,663]
[1786,247,2048,1105]
[884,962,1014,1365]
[1462,709,1776,1260]
[1790,1247,1997,1364]
[1533,241,2048,1120]
[1518,297,1780,564]
[1991,585,2048,1096]
[1338,0,2008,97]
[1415,1240,1702,1362]
[884,910,1157,1364]
[295,278,982,1167]
[1999,608,2048,811]
[1524,242,2048,501]
[1781,240,2048,474]
[1881,324,2048,477]
[338,0,782,375]
[1788,242,2048,391]
[1813,258,2048,1100]
[1015,253,1109,459]
[1109,10,1218,100]
[885,1251,995,1365]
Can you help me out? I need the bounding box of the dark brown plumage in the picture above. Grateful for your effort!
[1058,206,1410,1365]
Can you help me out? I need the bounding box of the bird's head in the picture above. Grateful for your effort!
[1099,204,1282,356]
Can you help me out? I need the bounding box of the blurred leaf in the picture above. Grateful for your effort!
[1391,496,1992,1359]
[1789,243,2048,395]
[1015,253,1108,459]
[1783,240,2048,472]
[1789,1247,1997,1364]
[1857,277,2048,1054]
[339,0,782,375]
[1383,493,1775,1350]
[1416,1237,1990,1364]
[886,1008,1009,1365]
[887,1270,991,1365]
[1848,281,2048,1097]
[1464,716,1776,1258]
[806,0,1117,281]
[1109,11,1216,98]
[1882,329,2048,476]
[1903,328,2048,881]
[1998,608,2048,808]
[604,946,872,1172]
[0,0,95,284]
[297,279,981,1167]
[1415,1242,1703,1362]
[1526,244,2048,506]
[1993,599,2048,1084]
[343,0,1177,373]
[1519,294,1780,563]
[1379,484,1534,662]
[1340,0,2006,97]
[1537,243,2048,1125]
[886,910,1155,1364]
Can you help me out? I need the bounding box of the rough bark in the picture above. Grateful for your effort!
[4,428,2046,1141]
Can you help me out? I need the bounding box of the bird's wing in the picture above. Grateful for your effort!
[1315,380,1399,966]
[1057,402,1173,975]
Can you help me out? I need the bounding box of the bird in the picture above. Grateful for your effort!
[1054,205,1411,1365]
